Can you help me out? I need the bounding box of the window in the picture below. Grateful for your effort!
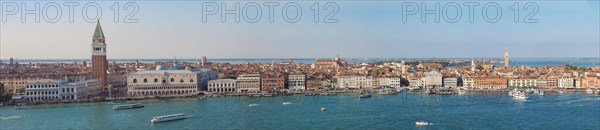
[180,79,184,83]
[133,79,137,83]
[170,78,175,82]
[162,80,166,83]
[154,78,158,83]
[143,79,148,83]
[190,79,194,83]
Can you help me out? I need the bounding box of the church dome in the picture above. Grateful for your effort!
[156,65,166,70]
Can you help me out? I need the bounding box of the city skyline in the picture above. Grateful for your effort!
[0,1,599,59]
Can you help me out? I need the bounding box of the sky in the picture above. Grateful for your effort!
[0,0,599,59]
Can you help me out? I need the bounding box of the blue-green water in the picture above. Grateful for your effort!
[1,92,599,129]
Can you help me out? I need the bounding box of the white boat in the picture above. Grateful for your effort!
[320,108,327,111]
[282,102,292,105]
[558,90,566,94]
[539,90,545,96]
[587,88,594,94]
[415,121,429,126]
[457,88,466,95]
[150,113,186,123]
[112,103,144,110]
[513,92,529,100]
[249,103,259,107]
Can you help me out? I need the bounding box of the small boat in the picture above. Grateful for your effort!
[112,100,127,104]
[425,89,436,94]
[282,102,292,105]
[457,88,466,95]
[539,90,545,96]
[377,90,396,95]
[359,93,372,98]
[112,103,144,110]
[320,108,327,111]
[150,113,187,123]
[249,103,259,107]
[415,121,429,126]
[587,88,594,94]
[513,93,529,100]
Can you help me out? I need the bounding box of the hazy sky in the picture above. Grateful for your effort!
[1,1,598,59]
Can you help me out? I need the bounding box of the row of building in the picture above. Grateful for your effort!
[20,78,102,102]
[207,74,307,93]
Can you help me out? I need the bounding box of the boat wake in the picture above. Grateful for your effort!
[0,115,24,120]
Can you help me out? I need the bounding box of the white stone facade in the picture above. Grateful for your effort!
[237,74,261,92]
[25,79,65,102]
[288,74,306,91]
[208,79,237,93]
[335,76,373,89]
[557,77,575,89]
[127,70,200,97]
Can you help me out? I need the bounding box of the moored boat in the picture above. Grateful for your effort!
[150,113,187,123]
[359,93,372,98]
[282,102,292,105]
[112,103,144,110]
[587,88,594,94]
[457,88,466,95]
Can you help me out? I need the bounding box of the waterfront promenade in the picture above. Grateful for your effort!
[1,92,599,129]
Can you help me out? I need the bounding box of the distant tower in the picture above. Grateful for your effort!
[334,54,340,61]
[91,20,108,95]
[504,47,509,67]
[201,56,207,66]
[471,59,475,71]
[401,58,406,74]
[9,58,14,66]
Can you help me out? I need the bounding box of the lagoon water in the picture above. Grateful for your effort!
[1,92,599,129]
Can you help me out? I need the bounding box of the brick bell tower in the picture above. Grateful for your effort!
[91,20,108,95]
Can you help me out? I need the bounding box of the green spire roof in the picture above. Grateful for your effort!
[93,20,105,38]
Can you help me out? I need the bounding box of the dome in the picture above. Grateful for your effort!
[156,65,166,70]
[170,63,182,70]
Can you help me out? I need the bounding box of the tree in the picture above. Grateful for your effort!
[0,83,13,102]
[476,65,484,71]
[0,92,12,102]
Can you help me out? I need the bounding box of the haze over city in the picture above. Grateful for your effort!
[1,1,598,59]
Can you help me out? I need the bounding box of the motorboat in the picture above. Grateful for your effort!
[112,103,144,110]
[513,92,529,100]
[320,108,327,111]
[587,88,594,94]
[415,121,429,126]
[150,113,187,123]
[249,103,260,107]
[282,102,292,105]
[539,90,545,96]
